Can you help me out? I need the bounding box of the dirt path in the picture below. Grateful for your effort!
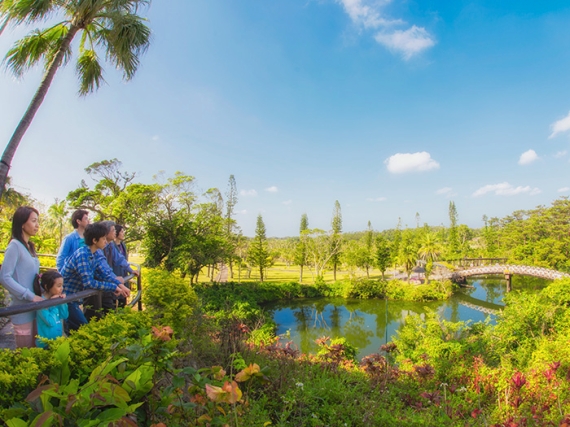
[215,264,229,283]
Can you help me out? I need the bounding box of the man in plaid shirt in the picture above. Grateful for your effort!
[61,222,130,331]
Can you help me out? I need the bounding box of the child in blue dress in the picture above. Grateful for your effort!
[34,271,69,348]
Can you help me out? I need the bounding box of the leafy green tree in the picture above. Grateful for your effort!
[341,240,369,278]
[0,0,152,198]
[330,201,343,280]
[295,213,309,282]
[67,159,159,241]
[248,214,273,282]
[305,228,343,282]
[374,234,391,279]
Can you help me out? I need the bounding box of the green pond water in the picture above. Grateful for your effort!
[264,276,549,360]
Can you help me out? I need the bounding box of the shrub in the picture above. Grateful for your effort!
[143,269,199,334]
[0,348,53,414]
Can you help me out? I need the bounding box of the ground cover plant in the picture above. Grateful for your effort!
[1,271,570,426]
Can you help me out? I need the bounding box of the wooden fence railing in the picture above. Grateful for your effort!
[0,257,142,318]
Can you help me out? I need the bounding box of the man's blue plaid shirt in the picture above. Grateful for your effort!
[61,246,120,295]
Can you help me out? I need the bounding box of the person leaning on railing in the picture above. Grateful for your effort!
[55,209,90,272]
[60,222,130,332]
[0,206,44,348]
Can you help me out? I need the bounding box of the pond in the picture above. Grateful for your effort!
[264,276,549,360]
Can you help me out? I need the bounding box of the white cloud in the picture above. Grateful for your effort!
[518,149,538,165]
[265,186,278,193]
[435,187,457,197]
[549,111,570,138]
[555,150,567,158]
[237,209,248,215]
[282,200,292,205]
[375,26,436,60]
[385,151,440,174]
[366,197,387,202]
[151,135,160,141]
[337,0,435,59]
[240,189,257,197]
[558,187,570,193]
[338,0,403,29]
[472,182,541,197]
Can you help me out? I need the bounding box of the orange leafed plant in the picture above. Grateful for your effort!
[205,381,242,404]
[235,363,261,382]
[151,326,174,341]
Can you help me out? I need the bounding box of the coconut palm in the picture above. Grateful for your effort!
[0,0,152,199]
[418,231,443,282]
[46,198,68,247]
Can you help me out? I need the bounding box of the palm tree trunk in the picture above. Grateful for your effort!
[0,25,80,198]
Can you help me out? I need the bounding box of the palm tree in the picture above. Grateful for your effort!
[0,0,152,199]
[418,231,443,282]
[46,198,68,247]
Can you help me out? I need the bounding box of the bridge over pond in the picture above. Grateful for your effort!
[442,260,570,292]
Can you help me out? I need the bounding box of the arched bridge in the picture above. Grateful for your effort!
[446,264,570,291]
[451,264,570,281]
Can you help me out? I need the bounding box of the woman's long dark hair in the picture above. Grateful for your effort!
[11,206,39,257]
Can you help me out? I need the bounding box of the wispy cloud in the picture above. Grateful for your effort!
[337,0,435,59]
[237,209,248,214]
[265,186,278,193]
[518,149,538,165]
[151,135,160,141]
[549,111,570,138]
[366,197,387,202]
[282,200,292,205]
[554,150,567,158]
[435,187,456,197]
[472,182,541,197]
[558,187,570,193]
[385,151,440,174]
[240,189,257,197]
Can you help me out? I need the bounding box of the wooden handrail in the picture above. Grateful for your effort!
[0,263,142,318]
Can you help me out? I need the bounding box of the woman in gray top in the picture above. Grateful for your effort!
[0,206,43,348]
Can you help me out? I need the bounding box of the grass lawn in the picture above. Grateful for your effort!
[128,256,398,284]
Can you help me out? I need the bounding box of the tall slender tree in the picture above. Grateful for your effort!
[330,200,343,281]
[248,214,272,282]
[295,213,309,282]
[224,175,238,278]
[363,220,374,278]
[0,0,152,198]
[448,201,460,259]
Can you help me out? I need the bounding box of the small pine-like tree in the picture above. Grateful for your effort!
[248,214,272,282]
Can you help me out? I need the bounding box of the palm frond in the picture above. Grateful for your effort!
[40,23,71,69]
[4,24,63,76]
[8,0,58,25]
[76,48,104,95]
[99,11,150,80]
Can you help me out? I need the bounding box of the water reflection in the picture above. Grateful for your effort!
[265,276,548,360]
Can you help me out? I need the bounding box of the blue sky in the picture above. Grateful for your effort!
[1,0,570,237]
